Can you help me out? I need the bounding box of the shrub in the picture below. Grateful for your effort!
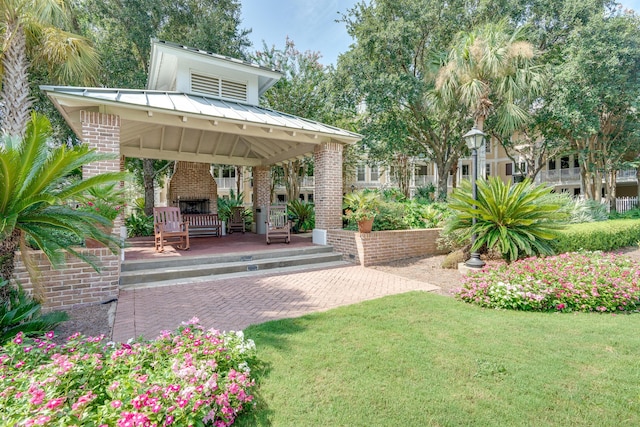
[566,197,609,223]
[609,207,640,219]
[0,318,258,426]
[446,177,569,261]
[125,213,154,237]
[456,251,640,312]
[1,281,68,344]
[287,200,315,232]
[551,219,640,253]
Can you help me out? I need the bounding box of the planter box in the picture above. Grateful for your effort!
[327,228,446,267]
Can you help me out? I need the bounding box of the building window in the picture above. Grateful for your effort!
[515,162,526,174]
[416,165,428,175]
[548,159,556,170]
[222,166,236,178]
[357,165,365,182]
[277,194,286,203]
[560,156,570,169]
[486,164,491,177]
[299,194,305,201]
[485,141,491,153]
[307,194,313,202]
[370,165,379,181]
[506,163,513,176]
[574,157,580,168]
[462,164,470,176]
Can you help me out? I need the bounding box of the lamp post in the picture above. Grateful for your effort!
[463,127,486,269]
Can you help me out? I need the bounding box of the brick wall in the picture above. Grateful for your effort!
[314,142,343,230]
[13,249,120,311]
[168,161,218,214]
[327,228,446,266]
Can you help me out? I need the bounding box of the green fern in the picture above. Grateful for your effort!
[446,177,569,261]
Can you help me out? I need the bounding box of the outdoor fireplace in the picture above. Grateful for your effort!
[178,198,210,214]
[167,161,218,214]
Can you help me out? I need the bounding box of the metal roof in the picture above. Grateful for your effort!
[42,86,361,167]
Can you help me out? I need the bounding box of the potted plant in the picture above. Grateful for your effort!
[343,190,381,233]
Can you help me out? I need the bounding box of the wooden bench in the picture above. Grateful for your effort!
[183,214,223,238]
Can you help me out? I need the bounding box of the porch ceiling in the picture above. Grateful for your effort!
[41,86,362,167]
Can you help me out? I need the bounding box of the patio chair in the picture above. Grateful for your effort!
[153,207,190,252]
[227,206,246,234]
[265,205,291,244]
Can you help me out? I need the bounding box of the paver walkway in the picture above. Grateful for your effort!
[111,265,439,342]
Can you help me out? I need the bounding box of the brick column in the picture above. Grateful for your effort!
[79,111,121,305]
[314,142,343,243]
[252,166,271,234]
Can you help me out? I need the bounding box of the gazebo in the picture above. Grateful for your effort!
[17,40,363,310]
[42,40,362,245]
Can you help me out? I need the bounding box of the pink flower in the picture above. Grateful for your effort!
[46,397,66,410]
[13,332,23,344]
[111,400,123,408]
[45,331,55,340]
[556,303,566,310]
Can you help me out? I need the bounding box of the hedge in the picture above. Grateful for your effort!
[551,219,640,253]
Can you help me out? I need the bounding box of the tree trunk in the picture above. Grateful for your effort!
[143,158,155,215]
[235,166,242,197]
[436,162,450,201]
[0,229,21,303]
[0,24,32,137]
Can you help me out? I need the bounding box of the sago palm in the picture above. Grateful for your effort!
[0,113,125,302]
[445,177,568,262]
[0,0,99,136]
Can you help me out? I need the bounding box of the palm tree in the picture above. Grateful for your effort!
[436,21,545,135]
[0,113,125,302]
[0,0,99,136]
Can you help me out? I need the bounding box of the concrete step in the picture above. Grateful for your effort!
[121,245,335,272]
[119,260,349,291]
[119,246,345,288]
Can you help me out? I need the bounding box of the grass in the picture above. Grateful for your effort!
[237,292,640,426]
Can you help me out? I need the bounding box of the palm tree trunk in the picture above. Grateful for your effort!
[1,24,32,136]
[0,229,21,302]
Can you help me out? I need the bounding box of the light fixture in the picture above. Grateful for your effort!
[463,126,486,269]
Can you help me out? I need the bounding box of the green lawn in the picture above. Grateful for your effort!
[237,292,640,427]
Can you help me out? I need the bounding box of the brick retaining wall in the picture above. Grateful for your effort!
[13,249,120,311]
[327,228,446,267]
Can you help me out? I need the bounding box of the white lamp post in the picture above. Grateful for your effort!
[463,127,486,269]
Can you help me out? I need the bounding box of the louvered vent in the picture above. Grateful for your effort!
[191,73,221,97]
[190,72,247,102]
[221,80,247,101]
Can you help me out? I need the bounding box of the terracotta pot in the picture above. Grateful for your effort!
[357,217,374,233]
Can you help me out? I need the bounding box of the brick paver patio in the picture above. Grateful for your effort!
[111,265,439,342]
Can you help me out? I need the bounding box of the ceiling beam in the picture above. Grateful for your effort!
[120,146,262,167]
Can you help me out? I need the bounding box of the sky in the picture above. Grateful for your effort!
[241,0,640,67]
[240,0,358,66]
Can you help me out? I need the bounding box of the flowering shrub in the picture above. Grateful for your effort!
[456,252,640,313]
[0,318,257,426]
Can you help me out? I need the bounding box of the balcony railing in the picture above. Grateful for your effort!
[538,167,581,184]
[215,177,236,189]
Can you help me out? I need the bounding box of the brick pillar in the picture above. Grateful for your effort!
[252,166,271,234]
[77,110,121,306]
[314,142,343,242]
